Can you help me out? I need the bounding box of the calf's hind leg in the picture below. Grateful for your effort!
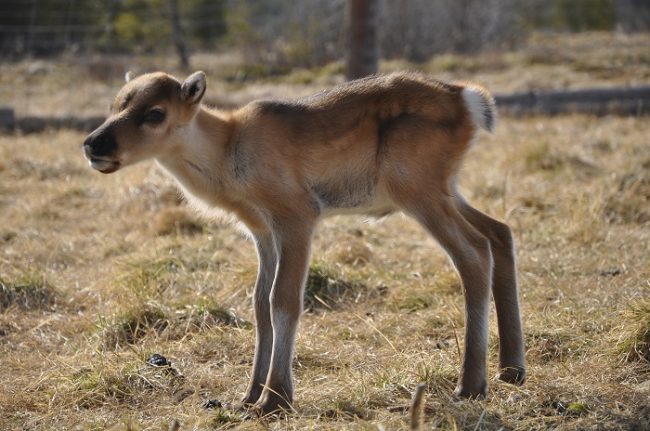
[455,197,526,385]
[401,195,494,398]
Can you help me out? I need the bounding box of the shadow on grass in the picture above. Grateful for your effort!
[0,274,57,311]
[304,264,371,312]
[99,300,250,350]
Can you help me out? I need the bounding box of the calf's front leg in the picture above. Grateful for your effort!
[241,232,277,406]
[253,220,314,414]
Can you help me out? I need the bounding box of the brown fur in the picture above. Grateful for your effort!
[83,71,525,415]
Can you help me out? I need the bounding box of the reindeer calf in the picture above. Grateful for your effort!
[83,71,525,414]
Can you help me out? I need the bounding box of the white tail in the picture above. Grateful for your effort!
[462,85,497,133]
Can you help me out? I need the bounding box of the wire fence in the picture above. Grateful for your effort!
[0,0,229,59]
[1,1,649,123]
[3,0,647,63]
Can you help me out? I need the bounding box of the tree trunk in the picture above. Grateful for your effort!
[346,0,379,81]
[168,0,189,69]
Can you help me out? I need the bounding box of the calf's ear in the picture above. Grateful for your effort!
[181,71,206,105]
[124,71,135,83]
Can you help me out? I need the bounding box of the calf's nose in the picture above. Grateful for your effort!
[83,130,117,158]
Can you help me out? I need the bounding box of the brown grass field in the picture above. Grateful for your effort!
[1,33,649,430]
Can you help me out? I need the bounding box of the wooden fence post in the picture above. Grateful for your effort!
[346,0,380,80]
[0,108,15,131]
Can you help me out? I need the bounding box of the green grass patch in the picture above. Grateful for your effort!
[566,402,590,416]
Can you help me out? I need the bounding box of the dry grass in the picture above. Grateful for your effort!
[0,273,57,312]
[620,299,650,364]
[1,33,650,430]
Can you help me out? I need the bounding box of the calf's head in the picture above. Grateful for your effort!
[83,71,206,173]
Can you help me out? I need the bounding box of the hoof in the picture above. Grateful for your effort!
[497,366,526,386]
[252,391,294,417]
[232,401,253,414]
[453,382,488,400]
[238,394,260,409]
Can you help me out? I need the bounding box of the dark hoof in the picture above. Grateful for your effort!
[235,386,264,413]
[252,392,294,417]
[453,382,488,400]
[497,366,526,386]
[237,396,260,410]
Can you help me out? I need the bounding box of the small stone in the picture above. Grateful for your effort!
[599,267,622,277]
[203,399,222,409]
[551,400,567,414]
[147,353,171,367]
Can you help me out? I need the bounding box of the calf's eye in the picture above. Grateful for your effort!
[143,109,166,124]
